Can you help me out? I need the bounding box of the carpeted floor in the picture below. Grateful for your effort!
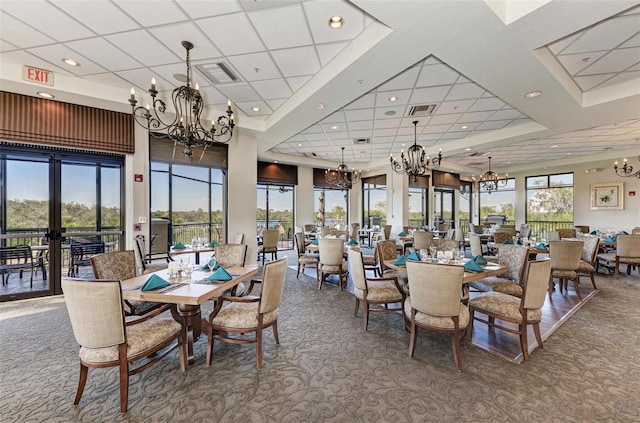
[1,264,640,422]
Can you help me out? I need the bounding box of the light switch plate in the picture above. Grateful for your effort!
[138,216,147,223]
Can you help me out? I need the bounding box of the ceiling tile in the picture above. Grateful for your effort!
[409,85,450,104]
[0,50,70,75]
[373,107,405,120]
[303,0,367,44]
[27,44,107,75]
[149,22,222,61]
[316,41,349,67]
[436,99,474,114]
[198,85,228,106]
[458,111,495,123]
[248,4,312,50]
[271,46,321,77]
[375,89,412,107]
[345,93,375,110]
[557,51,607,76]
[286,75,313,91]
[429,114,462,125]
[113,0,188,27]
[377,65,420,92]
[416,63,460,87]
[251,78,292,100]
[489,109,522,120]
[347,120,373,131]
[66,37,142,71]
[468,97,507,112]
[1,1,95,41]
[106,30,180,67]
[578,46,640,75]
[53,0,140,35]
[0,39,18,52]
[179,0,242,19]
[116,68,172,92]
[0,14,55,48]
[196,12,265,56]
[227,52,281,81]
[235,100,273,116]
[444,83,485,101]
[562,14,640,54]
[215,82,260,102]
[344,108,374,121]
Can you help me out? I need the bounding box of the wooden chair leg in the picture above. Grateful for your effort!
[573,278,582,300]
[118,344,129,413]
[256,326,263,369]
[206,327,214,366]
[354,298,360,317]
[533,322,543,350]
[409,314,417,358]
[589,272,597,289]
[465,309,474,346]
[615,258,620,279]
[74,363,88,405]
[363,303,369,332]
[519,323,529,361]
[272,321,279,344]
[451,328,463,371]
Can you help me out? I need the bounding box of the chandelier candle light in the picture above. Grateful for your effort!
[614,156,640,178]
[474,156,508,194]
[325,147,361,189]
[390,120,442,182]
[128,41,235,157]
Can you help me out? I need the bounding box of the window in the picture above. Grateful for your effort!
[314,188,348,228]
[362,176,386,227]
[257,185,294,249]
[479,178,516,223]
[434,188,455,227]
[526,172,573,236]
[151,162,226,244]
[458,181,472,234]
[408,187,427,228]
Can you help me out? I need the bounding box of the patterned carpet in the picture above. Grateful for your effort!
[1,266,640,422]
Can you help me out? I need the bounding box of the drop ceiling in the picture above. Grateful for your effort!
[1,0,639,176]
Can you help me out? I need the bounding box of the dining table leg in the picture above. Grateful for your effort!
[172,304,202,364]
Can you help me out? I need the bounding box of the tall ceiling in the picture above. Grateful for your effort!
[1,0,639,176]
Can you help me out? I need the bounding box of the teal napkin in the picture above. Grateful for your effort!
[536,243,547,250]
[603,236,616,243]
[348,238,358,245]
[503,240,513,244]
[591,230,598,235]
[141,274,170,291]
[619,231,628,235]
[464,260,484,273]
[407,251,420,261]
[398,231,407,237]
[393,255,407,266]
[516,238,523,245]
[207,241,217,248]
[473,255,487,264]
[475,230,484,234]
[201,262,211,270]
[312,238,319,245]
[311,228,318,233]
[173,242,187,250]
[208,266,232,281]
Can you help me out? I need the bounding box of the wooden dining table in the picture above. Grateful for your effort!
[121,265,259,364]
[169,244,217,264]
[384,258,507,284]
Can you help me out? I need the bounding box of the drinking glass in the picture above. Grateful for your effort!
[429,246,437,261]
[208,256,217,271]
[183,264,194,282]
[452,249,460,264]
[420,249,428,262]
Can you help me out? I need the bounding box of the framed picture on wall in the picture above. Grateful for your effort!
[590,182,624,210]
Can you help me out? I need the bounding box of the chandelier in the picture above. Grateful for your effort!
[128,41,235,157]
[325,147,361,189]
[390,120,442,182]
[614,156,640,178]
[474,156,509,194]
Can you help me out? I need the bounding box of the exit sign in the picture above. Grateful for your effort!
[22,65,53,86]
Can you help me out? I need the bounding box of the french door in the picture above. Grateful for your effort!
[0,144,124,301]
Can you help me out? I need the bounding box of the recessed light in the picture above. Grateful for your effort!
[317,103,326,109]
[550,145,558,148]
[525,90,542,98]
[331,125,338,130]
[461,125,468,129]
[251,107,260,112]
[173,73,188,83]
[465,148,472,151]
[388,96,398,102]
[274,160,278,163]
[384,110,396,116]
[62,58,79,67]
[328,16,343,29]
[37,92,54,98]
[298,143,302,147]
[401,143,406,147]
[566,152,572,155]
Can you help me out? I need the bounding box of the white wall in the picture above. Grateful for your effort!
[295,167,315,229]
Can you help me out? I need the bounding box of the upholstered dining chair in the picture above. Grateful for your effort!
[134,235,170,274]
[444,228,455,240]
[469,233,483,258]
[519,225,532,239]
[294,232,318,279]
[90,250,164,317]
[348,249,405,332]
[233,232,245,244]
[61,277,185,413]
[215,243,249,295]
[492,230,514,245]
[578,235,600,289]
[574,225,590,234]
[466,259,552,361]
[258,229,278,263]
[437,222,451,232]
[430,239,459,252]
[470,244,529,297]
[413,231,434,251]
[405,261,468,371]
[558,228,577,239]
[549,240,584,299]
[375,240,403,279]
[206,256,287,369]
[596,235,640,279]
[318,238,348,290]
[546,231,561,241]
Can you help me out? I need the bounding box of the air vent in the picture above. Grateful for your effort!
[195,62,240,85]
[408,104,437,116]
[353,138,371,145]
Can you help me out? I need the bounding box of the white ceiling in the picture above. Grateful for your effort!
[1,0,639,177]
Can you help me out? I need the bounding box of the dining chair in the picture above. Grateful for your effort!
[578,235,600,289]
[437,223,451,233]
[234,232,245,244]
[444,228,455,240]
[546,231,561,241]
[405,261,468,371]
[294,232,318,279]
[493,231,514,245]
[320,227,332,237]
[549,240,584,299]
[134,235,171,274]
[61,277,185,413]
[413,231,434,251]
[206,256,287,369]
[68,241,105,277]
[383,225,392,241]
[430,239,459,252]
[632,228,640,235]
[318,238,348,290]
[348,249,405,331]
[258,229,278,263]
[558,228,577,239]
[0,245,34,288]
[470,244,529,297]
[467,259,552,361]
[574,225,590,234]
[90,250,165,317]
[215,243,249,295]
[520,225,532,239]
[469,233,483,258]
[596,235,640,279]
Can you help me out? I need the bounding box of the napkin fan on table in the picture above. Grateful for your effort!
[472,255,487,264]
[393,255,407,266]
[536,243,548,250]
[464,260,484,273]
[502,240,513,244]
[208,266,232,281]
[141,274,171,291]
[173,242,187,250]
[348,238,358,245]
[398,231,407,237]
[602,236,616,243]
[312,238,319,245]
[407,251,420,261]
[207,241,218,248]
